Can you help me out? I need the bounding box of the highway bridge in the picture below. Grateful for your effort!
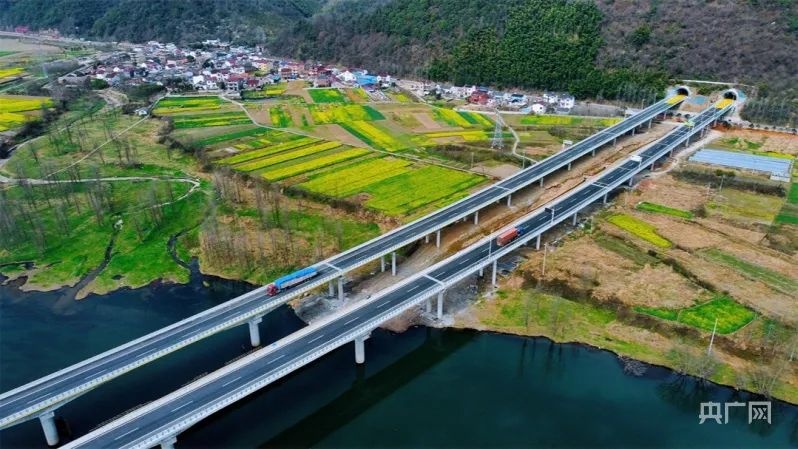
[59,97,735,449]
[0,89,689,445]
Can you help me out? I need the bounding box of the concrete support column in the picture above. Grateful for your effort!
[685,136,690,147]
[491,260,498,287]
[650,163,655,171]
[628,176,634,187]
[391,252,397,275]
[436,230,441,248]
[506,194,512,207]
[425,298,431,313]
[355,334,369,364]
[669,147,674,157]
[425,234,429,244]
[631,127,636,136]
[613,137,617,146]
[603,193,608,204]
[160,437,178,449]
[474,211,479,225]
[328,280,335,297]
[567,162,572,171]
[535,234,541,250]
[380,255,386,272]
[338,276,344,301]
[39,411,59,446]
[437,291,444,320]
[591,148,596,157]
[478,266,484,277]
[572,213,577,226]
[248,317,262,347]
[648,118,652,129]
[539,177,544,188]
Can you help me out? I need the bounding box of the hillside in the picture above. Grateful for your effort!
[1,0,796,98]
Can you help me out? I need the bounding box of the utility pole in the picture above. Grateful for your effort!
[491,109,504,151]
[541,242,549,279]
[707,318,718,355]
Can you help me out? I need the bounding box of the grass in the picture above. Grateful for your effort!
[269,105,293,128]
[194,127,271,147]
[606,214,672,248]
[171,111,251,129]
[593,233,660,266]
[153,96,223,115]
[232,141,342,172]
[218,137,318,165]
[775,182,798,225]
[339,120,416,151]
[700,248,798,294]
[299,157,413,197]
[636,294,756,334]
[520,115,621,127]
[0,67,25,79]
[425,130,498,142]
[260,147,370,181]
[706,188,784,224]
[308,104,384,124]
[636,201,694,219]
[361,165,484,216]
[342,88,369,103]
[308,88,349,104]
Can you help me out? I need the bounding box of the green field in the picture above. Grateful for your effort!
[775,182,798,225]
[0,51,17,58]
[153,96,223,114]
[308,104,384,124]
[700,248,797,294]
[339,120,419,151]
[361,165,485,216]
[606,214,672,248]
[242,84,287,99]
[171,111,251,129]
[300,157,413,197]
[260,147,370,182]
[219,137,319,165]
[636,295,756,334]
[636,202,694,219]
[194,127,271,147]
[232,141,342,172]
[269,105,293,128]
[308,88,349,103]
[520,115,621,127]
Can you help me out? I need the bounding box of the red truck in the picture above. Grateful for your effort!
[497,228,520,246]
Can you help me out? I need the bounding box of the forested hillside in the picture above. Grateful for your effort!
[1,0,796,98]
[0,0,326,43]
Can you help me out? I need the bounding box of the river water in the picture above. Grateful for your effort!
[1,269,796,448]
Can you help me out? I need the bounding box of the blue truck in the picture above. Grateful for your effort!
[266,267,319,296]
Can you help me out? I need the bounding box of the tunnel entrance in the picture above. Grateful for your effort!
[676,86,690,97]
[723,90,738,101]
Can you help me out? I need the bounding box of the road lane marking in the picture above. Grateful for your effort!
[26,395,48,405]
[170,401,193,413]
[113,427,140,441]
[343,316,359,326]
[85,370,106,380]
[221,377,241,388]
[266,354,285,365]
[308,334,325,344]
[377,301,391,309]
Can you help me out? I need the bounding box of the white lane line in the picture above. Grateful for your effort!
[308,334,325,344]
[406,285,419,293]
[458,258,470,266]
[85,370,105,380]
[170,400,193,413]
[343,316,359,326]
[376,301,391,309]
[266,354,285,365]
[26,395,48,405]
[221,377,241,388]
[113,427,140,441]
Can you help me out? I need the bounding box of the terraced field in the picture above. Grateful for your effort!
[219,137,319,165]
[308,104,384,124]
[520,115,621,127]
[232,141,343,172]
[606,214,672,248]
[171,111,251,129]
[433,108,493,128]
[339,121,419,151]
[0,67,24,81]
[195,127,271,147]
[260,147,370,182]
[0,95,53,131]
[425,130,496,142]
[300,157,413,197]
[153,96,223,115]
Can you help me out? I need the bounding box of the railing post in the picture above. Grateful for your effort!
[39,411,59,446]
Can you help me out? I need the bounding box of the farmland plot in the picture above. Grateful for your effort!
[171,111,251,129]
[425,130,495,142]
[233,141,342,172]
[339,120,417,151]
[308,88,349,103]
[153,96,223,115]
[260,147,370,181]
[269,105,293,128]
[0,95,53,112]
[309,104,385,124]
[219,137,319,165]
[300,157,413,197]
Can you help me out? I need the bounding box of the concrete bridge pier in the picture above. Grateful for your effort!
[628,177,634,187]
[391,252,397,275]
[338,276,345,301]
[328,280,335,297]
[354,333,370,364]
[572,213,578,226]
[248,317,263,347]
[536,234,541,250]
[506,194,512,207]
[591,148,596,157]
[474,211,479,225]
[539,177,544,188]
[648,118,653,129]
[425,234,429,244]
[380,255,386,272]
[160,436,177,449]
[631,127,636,136]
[39,411,59,446]
[436,230,441,248]
[603,193,609,204]
[436,291,444,319]
[613,137,617,147]
[491,260,498,287]
[478,266,484,277]
[425,298,432,313]
[685,135,690,147]
[567,162,572,171]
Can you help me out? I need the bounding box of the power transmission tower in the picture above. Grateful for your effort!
[491,109,504,151]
